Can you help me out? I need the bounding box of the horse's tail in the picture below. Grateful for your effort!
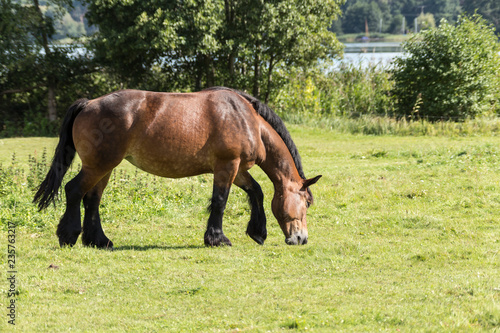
[33,99,89,210]
[204,86,306,179]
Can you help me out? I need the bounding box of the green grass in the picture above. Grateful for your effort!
[1,126,499,332]
[281,115,500,137]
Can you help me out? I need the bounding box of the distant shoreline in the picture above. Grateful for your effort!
[337,33,412,43]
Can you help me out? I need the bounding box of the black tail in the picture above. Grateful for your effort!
[33,99,89,210]
[204,86,306,179]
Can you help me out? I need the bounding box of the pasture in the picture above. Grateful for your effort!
[1,126,499,331]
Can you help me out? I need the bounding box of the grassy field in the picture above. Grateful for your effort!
[1,126,499,332]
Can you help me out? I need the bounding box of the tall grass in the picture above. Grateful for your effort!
[0,149,59,229]
[285,115,500,136]
[274,63,395,119]
[272,63,500,136]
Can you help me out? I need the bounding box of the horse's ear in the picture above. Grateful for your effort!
[301,175,322,190]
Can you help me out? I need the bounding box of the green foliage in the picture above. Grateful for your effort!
[54,11,86,39]
[0,0,114,135]
[425,0,462,23]
[308,116,500,136]
[391,14,500,120]
[0,150,51,229]
[416,13,436,31]
[462,0,500,33]
[0,1,41,85]
[341,1,384,34]
[273,64,394,121]
[338,0,463,35]
[85,0,344,98]
[0,60,123,137]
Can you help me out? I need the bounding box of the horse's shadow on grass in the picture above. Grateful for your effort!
[112,244,205,251]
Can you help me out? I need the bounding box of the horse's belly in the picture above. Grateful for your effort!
[125,152,213,178]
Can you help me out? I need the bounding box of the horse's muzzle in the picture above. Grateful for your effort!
[285,230,308,245]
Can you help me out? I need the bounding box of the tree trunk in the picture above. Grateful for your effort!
[264,55,275,104]
[195,55,203,91]
[204,54,215,88]
[253,42,261,98]
[33,0,57,121]
[227,50,236,86]
[47,86,57,122]
[224,0,236,87]
[224,0,234,24]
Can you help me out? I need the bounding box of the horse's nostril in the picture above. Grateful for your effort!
[297,235,302,243]
[302,237,308,245]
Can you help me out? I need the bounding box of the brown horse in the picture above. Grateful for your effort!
[34,87,321,248]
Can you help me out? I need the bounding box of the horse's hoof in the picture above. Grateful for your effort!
[82,238,114,250]
[204,236,232,247]
[248,234,265,245]
[204,230,232,247]
[105,240,114,250]
[59,240,75,248]
[57,226,81,248]
[97,239,114,251]
[58,233,80,248]
[246,227,267,245]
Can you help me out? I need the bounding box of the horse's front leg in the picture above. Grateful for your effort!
[204,160,239,247]
[234,171,267,245]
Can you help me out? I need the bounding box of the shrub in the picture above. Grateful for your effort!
[392,14,500,120]
[273,63,395,122]
[416,13,436,31]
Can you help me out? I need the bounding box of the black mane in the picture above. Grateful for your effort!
[204,86,306,180]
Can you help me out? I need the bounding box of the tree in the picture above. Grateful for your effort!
[0,0,84,122]
[392,14,500,120]
[240,0,345,101]
[338,0,463,34]
[388,14,405,34]
[85,0,344,100]
[1,0,106,137]
[416,12,436,30]
[342,1,383,34]
[0,0,39,91]
[462,0,500,33]
[422,0,461,23]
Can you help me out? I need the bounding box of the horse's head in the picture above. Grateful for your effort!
[272,175,321,245]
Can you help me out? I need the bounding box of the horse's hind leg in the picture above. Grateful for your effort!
[82,172,113,249]
[57,168,108,247]
[234,171,267,245]
[204,160,240,247]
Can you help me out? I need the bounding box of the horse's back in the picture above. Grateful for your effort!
[72,89,265,178]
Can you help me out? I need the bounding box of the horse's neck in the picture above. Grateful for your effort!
[258,124,302,188]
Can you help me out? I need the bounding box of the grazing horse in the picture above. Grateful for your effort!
[33,87,321,248]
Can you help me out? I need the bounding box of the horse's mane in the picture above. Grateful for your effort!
[204,86,306,180]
